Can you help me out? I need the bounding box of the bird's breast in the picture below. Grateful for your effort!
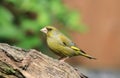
[47,37,60,50]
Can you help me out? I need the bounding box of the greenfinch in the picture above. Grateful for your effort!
[40,26,96,61]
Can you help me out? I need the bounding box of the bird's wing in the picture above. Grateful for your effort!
[70,46,86,54]
[60,34,87,54]
[60,34,75,46]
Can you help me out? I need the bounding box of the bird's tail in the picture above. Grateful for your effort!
[80,50,96,59]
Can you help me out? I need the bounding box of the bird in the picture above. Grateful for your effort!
[40,26,96,61]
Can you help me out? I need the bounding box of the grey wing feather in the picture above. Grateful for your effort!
[59,34,75,46]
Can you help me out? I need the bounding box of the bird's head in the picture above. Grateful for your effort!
[40,26,58,36]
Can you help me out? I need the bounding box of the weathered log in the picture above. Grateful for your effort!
[0,43,87,78]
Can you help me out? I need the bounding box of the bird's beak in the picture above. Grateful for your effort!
[40,27,48,34]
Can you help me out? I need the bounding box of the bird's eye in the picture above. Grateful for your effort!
[47,28,52,31]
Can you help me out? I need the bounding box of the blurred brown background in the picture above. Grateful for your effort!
[64,0,120,69]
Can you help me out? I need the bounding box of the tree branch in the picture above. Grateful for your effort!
[0,43,87,78]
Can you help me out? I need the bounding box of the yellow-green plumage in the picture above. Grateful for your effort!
[40,26,96,60]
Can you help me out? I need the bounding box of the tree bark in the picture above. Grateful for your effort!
[0,43,87,78]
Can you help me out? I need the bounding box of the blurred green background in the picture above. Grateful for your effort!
[0,0,85,51]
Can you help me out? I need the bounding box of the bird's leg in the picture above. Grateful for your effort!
[59,57,69,62]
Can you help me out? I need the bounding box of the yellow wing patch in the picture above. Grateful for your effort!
[71,46,80,51]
